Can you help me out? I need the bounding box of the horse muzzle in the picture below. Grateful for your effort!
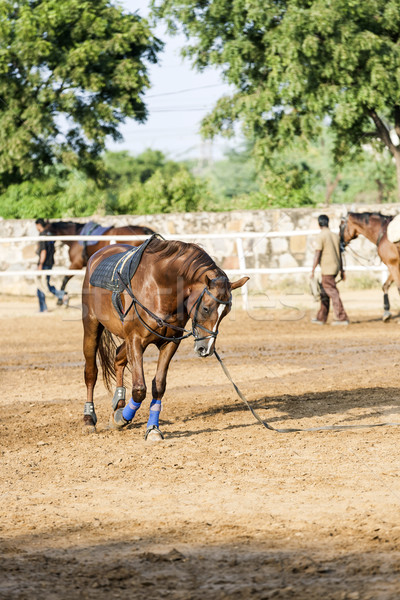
[194,338,214,357]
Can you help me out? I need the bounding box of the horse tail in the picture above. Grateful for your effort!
[98,329,117,391]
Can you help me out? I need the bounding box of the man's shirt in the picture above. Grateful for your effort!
[315,228,341,276]
[37,233,55,268]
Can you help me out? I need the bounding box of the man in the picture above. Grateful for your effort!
[35,218,66,312]
[310,214,349,325]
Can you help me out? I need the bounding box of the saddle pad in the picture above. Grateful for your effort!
[79,221,112,246]
[387,215,400,243]
[89,237,153,293]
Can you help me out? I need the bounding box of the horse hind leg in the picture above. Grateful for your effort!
[83,319,104,433]
[109,343,134,429]
[382,274,393,322]
[57,275,73,305]
[109,340,146,430]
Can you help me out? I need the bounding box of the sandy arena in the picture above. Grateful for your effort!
[1,289,400,599]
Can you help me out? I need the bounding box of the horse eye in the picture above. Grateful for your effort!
[203,306,209,314]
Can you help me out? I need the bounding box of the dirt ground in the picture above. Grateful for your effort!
[1,289,400,599]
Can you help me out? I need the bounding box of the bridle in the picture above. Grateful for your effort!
[339,216,351,252]
[116,271,232,344]
[189,286,232,342]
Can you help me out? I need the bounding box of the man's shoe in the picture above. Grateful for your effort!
[331,320,349,326]
[311,318,325,325]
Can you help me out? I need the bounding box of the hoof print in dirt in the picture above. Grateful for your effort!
[82,424,96,435]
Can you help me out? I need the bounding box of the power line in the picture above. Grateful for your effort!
[149,106,213,112]
[147,83,227,98]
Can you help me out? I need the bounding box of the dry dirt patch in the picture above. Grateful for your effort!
[1,294,400,599]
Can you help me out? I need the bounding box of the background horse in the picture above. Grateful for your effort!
[43,221,155,302]
[340,211,399,320]
[82,236,248,440]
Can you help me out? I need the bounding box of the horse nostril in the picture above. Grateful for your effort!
[197,345,206,355]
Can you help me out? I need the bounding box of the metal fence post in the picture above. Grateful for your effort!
[236,237,248,311]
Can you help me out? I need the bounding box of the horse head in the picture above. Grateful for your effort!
[340,214,358,249]
[188,274,249,357]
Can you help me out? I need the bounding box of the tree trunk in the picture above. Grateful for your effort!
[394,150,400,202]
[376,178,384,203]
[325,173,342,205]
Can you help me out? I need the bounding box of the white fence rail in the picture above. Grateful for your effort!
[0,230,388,309]
[0,230,321,244]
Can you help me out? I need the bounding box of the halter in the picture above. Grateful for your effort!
[116,271,232,343]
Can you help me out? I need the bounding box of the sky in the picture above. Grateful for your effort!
[106,0,238,161]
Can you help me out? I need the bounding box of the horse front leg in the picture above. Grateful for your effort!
[110,338,146,431]
[382,274,393,322]
[83,318,104,433]
[146,341,180,442]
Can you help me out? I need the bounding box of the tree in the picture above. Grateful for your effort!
[113,166,210,214]
[0,150,213,218]
[0,0,161,190]
[152,0,400,197]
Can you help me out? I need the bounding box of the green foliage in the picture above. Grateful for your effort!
[0,169,106,218]
[198,144,259,203]
[0,178,62,219]
[112,167,209,214]
[0,0,161,190]
[1,141,397,219]
[0,150,211,218]
[152,0,400,194]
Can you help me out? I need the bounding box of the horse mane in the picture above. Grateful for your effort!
[349,212,393,226]
[146,238,225,282]
[47,221,84,233]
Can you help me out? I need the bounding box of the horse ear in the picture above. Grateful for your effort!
[205,274,212,287]
[230,277,250,290]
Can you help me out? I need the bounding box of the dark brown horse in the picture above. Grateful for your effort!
[43,221,155,302]
[340,211,399,320]
[82,236,249,440]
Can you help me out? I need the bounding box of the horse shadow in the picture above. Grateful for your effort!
[169,386,400,437]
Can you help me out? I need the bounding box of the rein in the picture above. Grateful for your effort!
[214,350,400,433]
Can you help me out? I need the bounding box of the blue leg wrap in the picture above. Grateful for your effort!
[122,398,142,422]
[147,399,161,428]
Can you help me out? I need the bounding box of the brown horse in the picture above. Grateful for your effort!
[340,211,399,321]
[82,236,249,440]
[43,221,155,302]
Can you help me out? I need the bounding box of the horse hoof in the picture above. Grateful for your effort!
[82,415,97,434]
[109,408,129,430]
[145,426,164,442]
[383,311,392,322]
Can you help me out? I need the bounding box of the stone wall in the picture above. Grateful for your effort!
[1,203,399,296]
